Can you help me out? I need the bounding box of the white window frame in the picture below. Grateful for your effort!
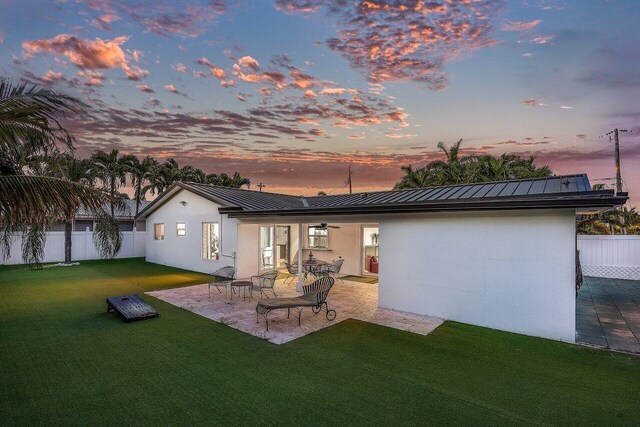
[307,226,329,249]
[154,223,165,241]
[202,222,220,260]
[176,222,186,237]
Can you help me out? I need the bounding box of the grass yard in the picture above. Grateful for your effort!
[1,258,639,426]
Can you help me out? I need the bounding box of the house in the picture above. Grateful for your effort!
[51,200,149,232]
[136,174,627,342]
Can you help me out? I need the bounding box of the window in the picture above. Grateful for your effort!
[176,222,186,237]
[308,226,329,249]
[202,222,220,260]
[154,223,165,240]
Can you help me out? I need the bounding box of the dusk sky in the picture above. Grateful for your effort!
[1,0,639,201]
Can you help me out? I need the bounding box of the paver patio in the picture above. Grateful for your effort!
[147,277,444,344]
[576,276,640,354]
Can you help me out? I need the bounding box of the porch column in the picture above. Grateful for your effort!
[297,222,304,292]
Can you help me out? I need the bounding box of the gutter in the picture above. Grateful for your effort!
[221,194,628,218]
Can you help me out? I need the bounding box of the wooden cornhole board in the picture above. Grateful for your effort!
[106,294,159,322]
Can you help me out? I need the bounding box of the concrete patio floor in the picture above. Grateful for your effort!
[576,276,640,354]
[147,277,444,344]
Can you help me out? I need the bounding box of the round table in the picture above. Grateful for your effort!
[301,260,329,278]
[229,280,252,301]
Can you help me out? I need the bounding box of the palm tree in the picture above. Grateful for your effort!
[91,149,136,218]
[394,165,429,189]
[208,172,250,188]
[394,139,552,189]
[0,79,106,268]
[55,154,95,263]
[130,156,158,215]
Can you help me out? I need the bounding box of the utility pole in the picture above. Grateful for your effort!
[256,182,266,192]
[604,128,629,193]
[601,128,631,235]
[347,164,353,194]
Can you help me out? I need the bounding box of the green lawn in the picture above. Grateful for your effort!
[1,258,639,426]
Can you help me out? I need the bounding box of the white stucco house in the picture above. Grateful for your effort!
[136,174,627,343]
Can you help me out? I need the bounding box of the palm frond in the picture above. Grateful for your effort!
[0,78,86,153]
[0,175,106,226]
[93,211,122,259]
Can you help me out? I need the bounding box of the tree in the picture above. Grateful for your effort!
[130,156,158,216]
[0,79,106,268]
[394,139,552,190]
[55,154,96,264]
[91,149,136,218]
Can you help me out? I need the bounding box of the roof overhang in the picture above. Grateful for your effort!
[221,192,628,218]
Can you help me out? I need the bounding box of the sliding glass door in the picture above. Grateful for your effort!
[259,225,290,271]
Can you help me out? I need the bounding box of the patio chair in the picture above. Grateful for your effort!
[208,266,236,298]
[326,258,345,283]
[256,276,336,331]
[250,270,279,299]
[283,262,298,285]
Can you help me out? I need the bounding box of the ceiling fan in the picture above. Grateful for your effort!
[310,222,341,229]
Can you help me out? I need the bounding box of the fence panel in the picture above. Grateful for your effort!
[0,229,146,265]
[577,235,640,280]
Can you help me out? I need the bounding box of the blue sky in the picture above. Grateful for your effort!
[1,0,639,199]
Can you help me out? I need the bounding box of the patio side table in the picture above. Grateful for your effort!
[230,280,252,301]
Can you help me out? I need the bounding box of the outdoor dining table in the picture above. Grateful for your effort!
[301,260,329,276]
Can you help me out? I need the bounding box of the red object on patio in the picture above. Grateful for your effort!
[369,256,379,273]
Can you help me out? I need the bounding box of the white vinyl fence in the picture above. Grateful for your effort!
[577,235,640,280]
[0,229,146,265]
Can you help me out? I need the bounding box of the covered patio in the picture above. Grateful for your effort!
[147,277,443,344]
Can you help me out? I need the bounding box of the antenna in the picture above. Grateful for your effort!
[256,182,266,192]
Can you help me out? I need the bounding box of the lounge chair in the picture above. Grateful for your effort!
[251,270,279,298]
[208,266,236,298]
[256,276,336,331]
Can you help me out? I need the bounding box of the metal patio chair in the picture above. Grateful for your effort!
[250,270,279,299]
[327,258,345,283]
[208,266,236,298]
[283,262,298,285]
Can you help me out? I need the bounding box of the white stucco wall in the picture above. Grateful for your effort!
[378,209,576,342]
[145,189,239,274]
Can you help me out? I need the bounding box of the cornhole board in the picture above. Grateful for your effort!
[106,294,159,322]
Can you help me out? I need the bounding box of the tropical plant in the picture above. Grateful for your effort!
[52,154,96,263]
[577,207,640,235]
[91,149,136,217]
[0,79,106,268]
[394,139,552,189]
[130,155,158,215]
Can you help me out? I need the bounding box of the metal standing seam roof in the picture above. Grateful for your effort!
[135,174,628,219]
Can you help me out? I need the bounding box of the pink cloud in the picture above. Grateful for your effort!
[173,63,188,73]
[501,19,541,32]
[22,34,149,81]
[237,55,260,71]
[277,0,501,88]
[164,84,187,96]
[320,87,359,95]
[41,70,65,84]
[303,89,317,99]
[520,98,545,107]
[90,13,120,31]
[136,84,155,93]
[82,0,227,38]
